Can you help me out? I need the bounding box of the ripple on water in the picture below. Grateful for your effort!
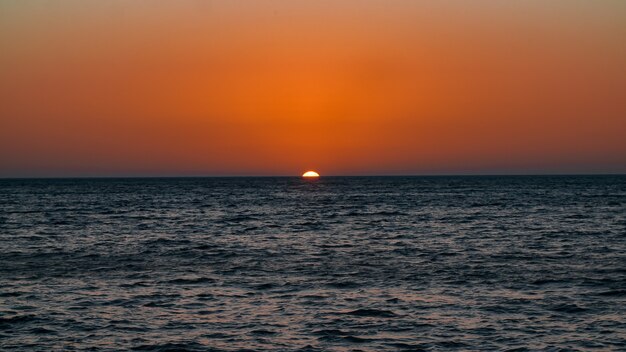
[0,176,625,350]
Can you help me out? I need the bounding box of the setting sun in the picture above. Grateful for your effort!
[302,171,320,178]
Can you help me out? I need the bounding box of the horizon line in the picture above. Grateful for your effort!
[1,172,625,180]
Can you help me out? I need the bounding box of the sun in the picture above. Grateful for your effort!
[302,171,320,178]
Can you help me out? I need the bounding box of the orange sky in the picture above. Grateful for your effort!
[1,1,625,176]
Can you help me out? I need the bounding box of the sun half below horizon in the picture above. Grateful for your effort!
[1,1,625,177]
[302,171,320,178]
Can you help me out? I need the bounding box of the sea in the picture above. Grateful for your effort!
[0,176,625,351]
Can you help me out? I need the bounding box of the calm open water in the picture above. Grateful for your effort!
[0,176,625,351]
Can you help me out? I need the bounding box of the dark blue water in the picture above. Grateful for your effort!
[1,176,625,351]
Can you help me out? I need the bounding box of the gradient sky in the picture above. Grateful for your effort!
[1,0,625,177]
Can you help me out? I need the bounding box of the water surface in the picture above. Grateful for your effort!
[1,176,625,351]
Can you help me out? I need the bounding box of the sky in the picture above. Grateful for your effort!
[1,0,625,177]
